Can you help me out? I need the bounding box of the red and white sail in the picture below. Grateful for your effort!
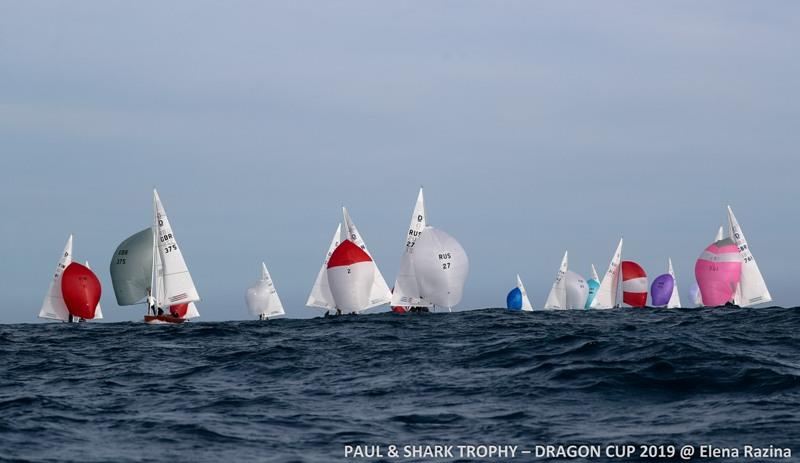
[621,261,648,307]
[307,223,343,310]
[39,235,74,322]
[391,188,429,307]
[326,240,376,313]
[591,238,623,309]
[342,207,392,307]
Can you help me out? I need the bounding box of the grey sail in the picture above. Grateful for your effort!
[110,228,154,306]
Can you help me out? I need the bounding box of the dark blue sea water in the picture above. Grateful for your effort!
[1,308,798,463]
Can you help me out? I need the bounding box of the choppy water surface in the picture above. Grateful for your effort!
[1,308,798,462]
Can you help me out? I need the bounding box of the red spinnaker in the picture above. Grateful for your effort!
[621,260,648,308]
[61,262,101,319]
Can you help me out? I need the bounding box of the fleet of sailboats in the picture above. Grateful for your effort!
[35,195,778,322]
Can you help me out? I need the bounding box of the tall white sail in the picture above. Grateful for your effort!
[727,206,771,307]
[591,238,623,309]
[544,251,568,310]
[84,261,103,319]
[391,188,429,307]
[715,226,724,242]
[516,274,533,311]
[153,189,200,306]
[39,235,73,322]
[342,207,392,307]
[246,262,285,318]
[591,264,600,282]
[306,223,342,309]
[412,226,469,309]
[666,258,682,309]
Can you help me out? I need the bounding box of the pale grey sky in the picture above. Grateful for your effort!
[1,1,798,322]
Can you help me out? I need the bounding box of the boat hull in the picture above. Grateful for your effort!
[144,315,186,324]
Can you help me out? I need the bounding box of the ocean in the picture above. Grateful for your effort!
[0,307,798,462]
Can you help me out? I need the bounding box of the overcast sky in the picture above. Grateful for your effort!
[1,1,798,323]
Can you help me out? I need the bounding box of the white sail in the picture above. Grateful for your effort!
[591,238,623,309]
[306,223,343,309]
[84,261,103,319]
[391,188,429,307]
[565,270,589,309]
[591,264,600,282]
[715,226,724,242]
[543,251,569,310]
[246,262,285,318]
[516,274,533,311]
[412,226,469,309]
[666,258,682,309]
[153,189,200,307]
[342,207,392,307]
[727,206,772,307]
[38,235,73,322]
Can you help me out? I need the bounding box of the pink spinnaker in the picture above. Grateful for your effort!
[694,238,742,307]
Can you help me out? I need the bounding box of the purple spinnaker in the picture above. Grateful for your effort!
[650,273,675,307]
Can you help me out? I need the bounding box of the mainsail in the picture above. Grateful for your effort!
[590,238,623,309]
[153,189,200,306]
[246,262,285,318]
[306,223,342,310]
[391,188,429,307]
[39,235,73,322]
[727,206,771,307]
[543,251,568,310]
[412,226,469,310]
[341,207,392,307]
[666,258,681,308]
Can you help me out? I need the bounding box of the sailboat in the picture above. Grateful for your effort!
[506,274,533,311]
[109,189,200,324]
[39,235,102,323]
[390,188,429,311]
[246,262,285,320]
[411,226,469,311]
[727,206,772,307]
[590,238,623,309]
[306,209,392,314]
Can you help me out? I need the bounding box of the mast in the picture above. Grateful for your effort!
[150,189,158,313]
